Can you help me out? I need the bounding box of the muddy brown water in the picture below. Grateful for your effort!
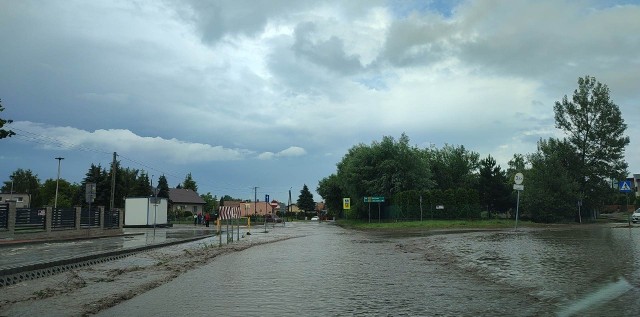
[96,223,640,317]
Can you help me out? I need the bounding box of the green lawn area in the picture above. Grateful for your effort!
[336,219,539,230]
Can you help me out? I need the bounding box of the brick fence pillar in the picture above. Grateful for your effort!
[46,207,52,232]
[8,200,16,234]
[75,207,81,230]
[119,209,124,228]
[99,206,105,229]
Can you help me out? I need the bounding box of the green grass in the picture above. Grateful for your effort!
[336,218,539,230]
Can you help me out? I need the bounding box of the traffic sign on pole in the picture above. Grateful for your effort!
[364,196,385,203]
[343,198,351,210]
[620,181,632,193]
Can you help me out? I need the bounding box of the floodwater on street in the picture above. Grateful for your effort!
[97,222,640,317]
[0,225,216,269]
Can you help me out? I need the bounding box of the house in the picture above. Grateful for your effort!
[0,193,31,208]
[168,188,206,215]
[223,200,278,217]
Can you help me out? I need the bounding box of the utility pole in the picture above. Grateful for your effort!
[54,157,64,209]
[110,152,117,212]
[254,186,258,221]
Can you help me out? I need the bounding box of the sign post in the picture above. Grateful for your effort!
[343,198,350,219]
[514,173,524,230]
[620,181,633,226]
[85,183,96,230]
[363,197,385,223]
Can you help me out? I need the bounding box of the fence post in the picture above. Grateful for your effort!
[46,207,53,232]
[99,206,105,229]
[119,209,124,228]
[75,207,81,230]
[8,200,16,235]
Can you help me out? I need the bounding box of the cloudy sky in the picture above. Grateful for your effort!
[1,0,639,202]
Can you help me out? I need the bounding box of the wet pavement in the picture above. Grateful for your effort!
[97,223,640,317]
[0,224,219,272]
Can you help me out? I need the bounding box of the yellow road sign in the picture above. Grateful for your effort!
[343,198,351,209]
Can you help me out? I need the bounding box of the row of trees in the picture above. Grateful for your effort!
[318,76,631,222]
[0,163,200,210]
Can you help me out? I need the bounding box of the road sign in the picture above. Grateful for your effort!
[619,181,632,193]
[514,173,524,185]
[364,196,385,203]
[343,198,351,210]
[513,184,524,191]
[85,183,96,203]
[265,194,270,202]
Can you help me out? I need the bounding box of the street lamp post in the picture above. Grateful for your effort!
[54,157,64,209]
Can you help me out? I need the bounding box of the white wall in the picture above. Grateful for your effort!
[125,197,168,226]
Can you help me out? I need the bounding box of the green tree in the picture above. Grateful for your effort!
[426,144,479,190]
[524,138,580,222]
[554,75,630,215]
[317,174,344,215]
[133,172,152,197]
[0,99,16,139]
[477,155,510,215]
[157,175,170,199]
[82,164,110,207]
[297,184,315,213]
[200,192,217,213]
[335,134,432,217]
[2,169,41,205]
[182,173,198,192]
[40,178,78,208]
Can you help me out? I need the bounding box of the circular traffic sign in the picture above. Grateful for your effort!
[514,172,524,185]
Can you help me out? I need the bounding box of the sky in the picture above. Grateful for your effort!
[1,0,639,203]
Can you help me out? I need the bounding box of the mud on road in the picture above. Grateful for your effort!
[0,233,297,317]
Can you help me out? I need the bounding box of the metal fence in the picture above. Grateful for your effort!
[104,209,120,228]
[51,208,76,230]
[15,208,46,232]
[80,207,100,228]
[0,203,8,229]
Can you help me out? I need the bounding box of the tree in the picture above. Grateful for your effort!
[335,134,433,217]
[133,172,152,197]
[426,144,480,190]
[554,75,630,214]
[0,99,16,139]
[157,175,170,199]
[477,155,510,215]
[40,178,78,208]
[317,174,344,215]
[524,138,580,222]
[2,169,41,205]
[82,164,110,207]
[200,192,217,213]
[182,173,198,192]
[297,184,315,213]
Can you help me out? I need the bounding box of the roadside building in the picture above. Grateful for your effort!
[168,188,206,215]
[0,192,31,208]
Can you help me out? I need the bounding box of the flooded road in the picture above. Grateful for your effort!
[93,222,640,317]
[0,226,216,270]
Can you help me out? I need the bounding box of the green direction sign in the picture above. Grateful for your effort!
[364,196,385,203]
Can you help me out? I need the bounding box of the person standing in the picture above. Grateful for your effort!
[204,212,211,227]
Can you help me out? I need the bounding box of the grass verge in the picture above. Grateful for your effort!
[336,219,540,230]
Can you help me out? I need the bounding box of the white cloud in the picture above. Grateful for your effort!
[11,121,251,164]
[257,146,307,160]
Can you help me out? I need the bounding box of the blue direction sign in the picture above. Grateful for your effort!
[364,196,385,203]
[619,181,633,193]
